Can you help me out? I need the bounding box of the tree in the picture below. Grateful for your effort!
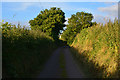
[29,7,66,40]
[61,11,96,45]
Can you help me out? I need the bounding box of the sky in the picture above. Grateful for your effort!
[1,1,120,27]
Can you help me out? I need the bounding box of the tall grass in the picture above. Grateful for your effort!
[71,19,120,78]
[2,22,57,78]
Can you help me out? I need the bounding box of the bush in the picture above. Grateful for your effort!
[2,22,57,78]
[71,19,119,78]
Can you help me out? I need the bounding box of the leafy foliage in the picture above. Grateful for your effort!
[29,7,66,40]
[2,22,57,78]
[61,12,96,45]
[71,19,119,78]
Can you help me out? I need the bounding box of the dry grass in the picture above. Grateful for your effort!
[71,19,119,78]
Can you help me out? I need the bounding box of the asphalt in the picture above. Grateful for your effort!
[38,47,85,78]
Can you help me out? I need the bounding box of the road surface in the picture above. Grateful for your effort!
[38,47,85,78]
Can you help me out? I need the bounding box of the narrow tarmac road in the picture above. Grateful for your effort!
[63,48,85,78]
[38,47,85,78]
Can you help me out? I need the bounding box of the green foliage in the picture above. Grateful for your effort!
[29,7,66,40]
[68,12,93,29]
[71,19,119,78]
[2,22,57,78]
[61,11,96,45]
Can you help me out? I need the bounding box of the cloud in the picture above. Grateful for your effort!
[39,3,92,12]
[12,2,92,13]
[13,3,36,11]
[93,15,108,24]
[98,4,118,17]
[12,2,68,11]
[92,14,116,25]
[64,17,69,25]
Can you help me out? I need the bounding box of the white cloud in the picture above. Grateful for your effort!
[98,4,118,17]
[39,3,92,12]
[12,2,67,11]
[12,2,92,13]
[13,3,36,11]
[64,17,69,25]
[93,15,108,24]
[92,14,116,24]
[21,3,35,10]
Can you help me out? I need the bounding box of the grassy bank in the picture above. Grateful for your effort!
[2,22,57,78]
[71,19,119,78]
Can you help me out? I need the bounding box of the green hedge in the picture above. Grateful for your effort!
[71,19,119,78]
[2,22,57,78]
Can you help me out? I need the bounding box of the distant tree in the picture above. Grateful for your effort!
[61,11,96,45]
[68,12,93,29]
[29,7,66,40]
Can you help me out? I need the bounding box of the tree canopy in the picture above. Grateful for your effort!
[29,7,66,40]
[61,11,97,45]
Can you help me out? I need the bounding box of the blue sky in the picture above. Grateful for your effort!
[1,2,119,27]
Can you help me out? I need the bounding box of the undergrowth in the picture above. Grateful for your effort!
[2,22,57,78]
[71,19,120,78]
